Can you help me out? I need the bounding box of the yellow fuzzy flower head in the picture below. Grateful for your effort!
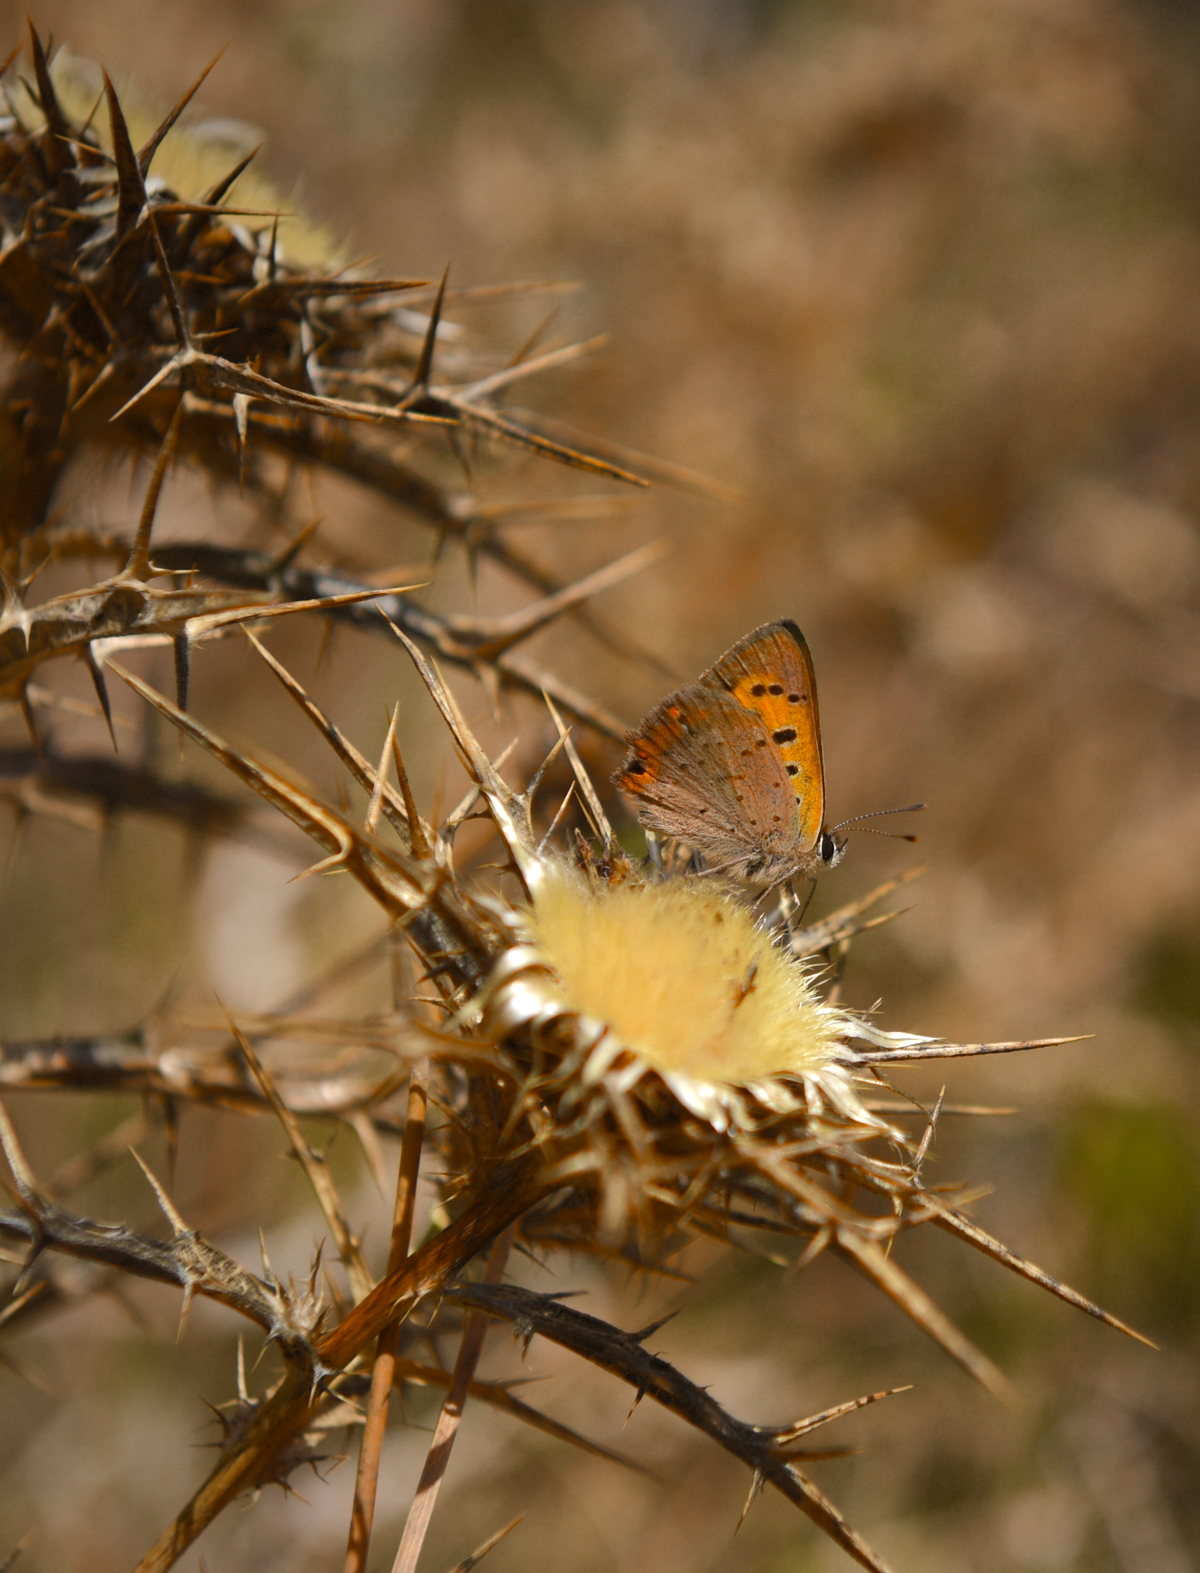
[527,865,839,1086]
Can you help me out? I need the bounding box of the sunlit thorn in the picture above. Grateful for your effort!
[389,721,431,859]
[525,728,570,804]
[736,1468,766,1533]
[128,1147,189,1237]
[257,1228,275,1283]
[536,782,576,856]
[365,705,401,836]
[542,692,613,853]
[457,540,666,663]
[289,851,350,885]
[136,48,226,176]
[460,331,610,404]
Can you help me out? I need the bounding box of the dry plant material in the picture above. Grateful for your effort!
[0,31,1148,1573]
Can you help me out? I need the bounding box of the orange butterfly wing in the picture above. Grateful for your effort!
[708,620,826,858]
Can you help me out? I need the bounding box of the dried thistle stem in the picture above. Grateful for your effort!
[343,1067,428,1573]
[390,1227,515,1573]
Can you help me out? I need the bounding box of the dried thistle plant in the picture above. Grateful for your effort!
[0,29,1149,1573]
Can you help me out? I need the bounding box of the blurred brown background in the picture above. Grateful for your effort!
[2,2,1200,1569]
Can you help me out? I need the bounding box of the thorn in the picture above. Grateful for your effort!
[145,205,192,353]
[268,520,318,576]
[173,633,191,716]
[0,1097,39,1193]
[172,144,260,259]
[136,48,225,176]
[177,1281,196,1344]
[232,393,251,490]
[102,73,146,240]
[204,145,258,207]
[629,1312,677,1343]
[476,660,502,722]
[160,1095,181,1186]
[390,718,431,859]
[456,540,667,662]
[772,1384,914,1445]
[365,704,400,835]
[315,614,337,673]
[525,729,570,801]
[736,1468,766,1532]
[405,263,449,399]
[543,692,613,853]
[124,399,185,581]
[288,851,350,884]
[128,1147,189,1237]
[28,24,69,178]
[16,689,40,755]
[450,1514,524,1571]
[258,1228,275,1283]
[82,645,118,752]
[536,781,576,855]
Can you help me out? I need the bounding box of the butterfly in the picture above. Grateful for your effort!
[613,620,846,887]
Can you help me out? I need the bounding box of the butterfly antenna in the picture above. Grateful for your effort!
[848,827,921,842]
[829,802,924,836]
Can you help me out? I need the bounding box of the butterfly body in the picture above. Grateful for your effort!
[614,620,845,886]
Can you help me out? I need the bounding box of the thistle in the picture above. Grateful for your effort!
[0,31,1147,1573]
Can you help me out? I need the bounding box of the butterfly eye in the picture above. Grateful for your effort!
[819,830,844,866]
